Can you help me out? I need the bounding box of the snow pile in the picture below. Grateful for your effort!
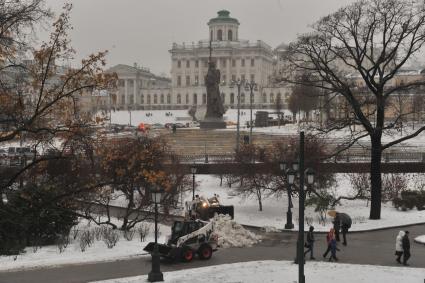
[261,226,280,232]
[213,214,261,248]
[414,235,425,244]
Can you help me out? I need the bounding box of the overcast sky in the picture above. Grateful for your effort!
[42,0,357,76]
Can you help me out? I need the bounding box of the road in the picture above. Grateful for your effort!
[0,224,424,283]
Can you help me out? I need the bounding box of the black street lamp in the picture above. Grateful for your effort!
[148,185,164,282]
[280,161,295,230]
[244,81,258,145]
[296,131,315,283]
[230,78,245,152]
[191,165,197,201]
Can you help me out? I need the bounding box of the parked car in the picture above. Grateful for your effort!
[175,123,186,128]
[151,123,165,129]
[186,121,200,128]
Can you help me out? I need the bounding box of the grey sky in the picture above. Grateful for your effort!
[43,0,356,76]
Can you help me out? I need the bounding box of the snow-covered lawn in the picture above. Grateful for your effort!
[193,174,425,232]
[415,235,425,244]
[90,260,425,283]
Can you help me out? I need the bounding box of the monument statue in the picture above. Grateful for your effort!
[205,61,225,119]
[200,41,226,129]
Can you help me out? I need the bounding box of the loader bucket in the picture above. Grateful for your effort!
[209,205,234,219]
[143,242,173,257]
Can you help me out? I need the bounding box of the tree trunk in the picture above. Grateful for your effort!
[257,189,263,212]
[369,133,382,219]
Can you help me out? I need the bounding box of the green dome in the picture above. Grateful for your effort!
[208,10,239,25]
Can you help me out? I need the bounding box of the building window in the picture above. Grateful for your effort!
[230,93,235,104]
[262,93,267,103]
[221,92,225,103]
[241,93,245,104]
[195,60,199,68]
[154,94,158,104]
[221,59,226,67]
[217,29,223,41]
[177,76,181,86]
[270,93,275,103]
[128,80,134,87]
[232,59,236,67]
[141,94,144,104]
[222,74,226,85]
[118,79,125,87]
[193,93,198,105]
[202,93,206,104]
[160,94,164,104]
[228,30,233,41]
[241,59,245,67]
[129,95,134,104]
[241,74,245,81]
[186,75,190,86]
[250,74,255,83]
[231,74,236,82]
[177,94,181,104]
[195,75,199,86]
[147,94,151,104]
[185,93,189,104]
[121,95,125,104]
[167,93,171,104]
[177,60,181,68]
[251,58,255,67]
[204,60,208,67]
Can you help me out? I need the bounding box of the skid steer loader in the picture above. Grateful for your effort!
[185,195,234,221]
[143,219,218,262]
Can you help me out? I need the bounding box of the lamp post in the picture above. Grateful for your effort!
[230,78,245,152]
[191,165,197,200]
[244,81,258,145]
[280,162,295,230]
[148,186,164,282]
[296,131,315,283]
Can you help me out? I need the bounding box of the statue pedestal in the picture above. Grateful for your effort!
[200,118,227,129]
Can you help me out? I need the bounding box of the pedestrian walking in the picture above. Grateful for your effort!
[395,230,405,264]
[304,226,316,260]
[323,228,334,258]
[402,231,411,266]
[333,212,352,246]
[328,232,339,262]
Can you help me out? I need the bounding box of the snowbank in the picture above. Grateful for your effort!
[414,235,425,244]
[90,260,425,283]
[213,214,261,248]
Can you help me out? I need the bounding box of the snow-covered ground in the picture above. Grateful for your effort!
[415,235,425,244]
[91,260,425,283]
[0,215,259,272]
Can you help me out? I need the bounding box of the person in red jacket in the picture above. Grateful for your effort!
[323,228,335,258]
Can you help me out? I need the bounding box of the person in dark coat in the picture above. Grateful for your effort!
[402,230,411,266]
[334,212,352,246]
[304,226,315,260]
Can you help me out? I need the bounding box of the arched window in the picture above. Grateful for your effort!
[186,93,189,104]
[270,93,275,103]
[154,94,158,104]
[228,30,233,41]
[147,94,151,104]
[230,93,235,104]
[167,93,171,104]
[141,94,144,104]
[177,94,181,104]
[160,94,164,104]
[193,93,198,105]
[262,93,267,103]
[217,29,223,41]
[241,93,246,104]
[202,93,207,104]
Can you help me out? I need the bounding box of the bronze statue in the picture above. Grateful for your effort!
[205,61,225,119]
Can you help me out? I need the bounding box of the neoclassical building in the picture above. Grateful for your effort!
[105,10,293,111]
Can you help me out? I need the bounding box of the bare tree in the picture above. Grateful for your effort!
[279,0,425,219]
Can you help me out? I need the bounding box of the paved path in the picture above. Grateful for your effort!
[0,224,424,283]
